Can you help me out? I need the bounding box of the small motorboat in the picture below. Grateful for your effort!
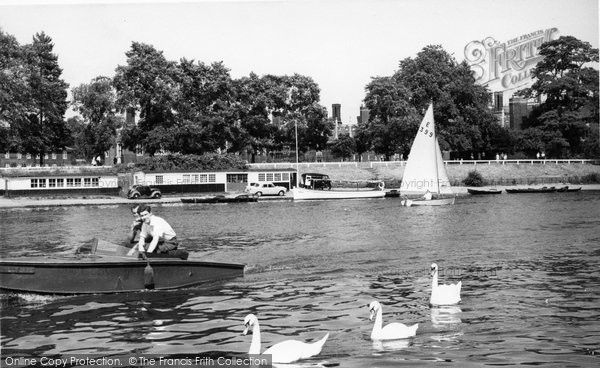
[0,240,244,294]
[467,188,503,195]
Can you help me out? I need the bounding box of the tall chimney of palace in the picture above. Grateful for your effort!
[332,103,341,123]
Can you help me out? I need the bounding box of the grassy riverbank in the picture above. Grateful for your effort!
[297,162,600,187]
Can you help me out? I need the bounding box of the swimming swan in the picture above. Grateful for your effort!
[367,301,419,340]
[430,263,462,306]
[242,314,329,364]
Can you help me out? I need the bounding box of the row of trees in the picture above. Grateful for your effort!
[1,28,598,166]
[111,42,333,162]
[1,30,334,164]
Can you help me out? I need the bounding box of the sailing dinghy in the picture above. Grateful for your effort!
[400,103,455,207]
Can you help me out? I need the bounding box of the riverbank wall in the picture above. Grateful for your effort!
[270,160,600,187]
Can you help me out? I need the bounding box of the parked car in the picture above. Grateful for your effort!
[127,185,162,199]
[245,182,287,197]
[300,173,332,190]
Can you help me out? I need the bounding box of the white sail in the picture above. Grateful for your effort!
[400,104,453,195]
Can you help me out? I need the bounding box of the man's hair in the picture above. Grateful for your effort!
[137,204,152,214]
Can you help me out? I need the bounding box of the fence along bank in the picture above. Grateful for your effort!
[0,167,297,197]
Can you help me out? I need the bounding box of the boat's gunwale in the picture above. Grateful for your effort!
[0,257,245,269]
[292,187,386,200]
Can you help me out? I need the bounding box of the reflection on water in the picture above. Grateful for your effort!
[430,306,462,327]
[371,338,411,351]
[2,192,600,366]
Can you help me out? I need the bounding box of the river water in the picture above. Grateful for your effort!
[1,192,600,367]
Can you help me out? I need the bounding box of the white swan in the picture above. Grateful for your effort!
[367,301,418,340]
[430,263,462,306]
[242,314,329,364]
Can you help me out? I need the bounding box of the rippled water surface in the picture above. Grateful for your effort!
[1,192,600,366]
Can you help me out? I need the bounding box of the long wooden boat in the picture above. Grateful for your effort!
[555,185,582,192]
[0,240,244,294]
[181,194,258,204]
[505,186,556,193]
[467,188,503,195]
[565,186,582,192]
[292,187,386,200]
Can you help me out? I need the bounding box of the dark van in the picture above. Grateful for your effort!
[300,173,332,190]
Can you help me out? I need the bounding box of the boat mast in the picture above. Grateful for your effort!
[432,104,441,195]
[295,119,299,188]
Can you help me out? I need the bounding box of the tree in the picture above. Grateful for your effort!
[234,74,331,159]
[362,76,418,159]
[113,42,179,155]
[276,75,332,154]
[2,32,69,163]
[0,29,27,151]
[231,73,278,162]
[330,133,356,160]
[519,36,599,157]
[65,116,88,159]
[395,45,498,158]
[361,46,501,159]
[71,76,123,160]
[172,59,237,155]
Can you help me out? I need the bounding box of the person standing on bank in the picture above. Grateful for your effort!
[136,205,178,254]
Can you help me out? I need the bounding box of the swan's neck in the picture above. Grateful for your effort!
[432,271,439,289]
[372,309,383,335]
[249,322,261,354]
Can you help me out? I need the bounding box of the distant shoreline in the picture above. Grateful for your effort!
[1,184,599,209]
[1,162,599,209]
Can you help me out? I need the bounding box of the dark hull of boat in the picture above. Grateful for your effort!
[181,195,258,204]
[0,257,244,294]
[505,187,556,193]
[467,188,502,195]
[555,186,582,192]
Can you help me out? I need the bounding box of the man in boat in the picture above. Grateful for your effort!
[127,205,143,244]
[422,189,432,200]
[136,204,179,254]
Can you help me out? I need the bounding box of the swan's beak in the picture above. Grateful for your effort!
[242,323,249,336]
[369,308,375,321]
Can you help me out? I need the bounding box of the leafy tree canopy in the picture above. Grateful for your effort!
[71,76,123,159]
[362,45,501,159]
[113,43,331,160]
[518,36,599,158]
[1,30,70,163]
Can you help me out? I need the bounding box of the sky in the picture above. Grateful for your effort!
[0,0,598,123]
